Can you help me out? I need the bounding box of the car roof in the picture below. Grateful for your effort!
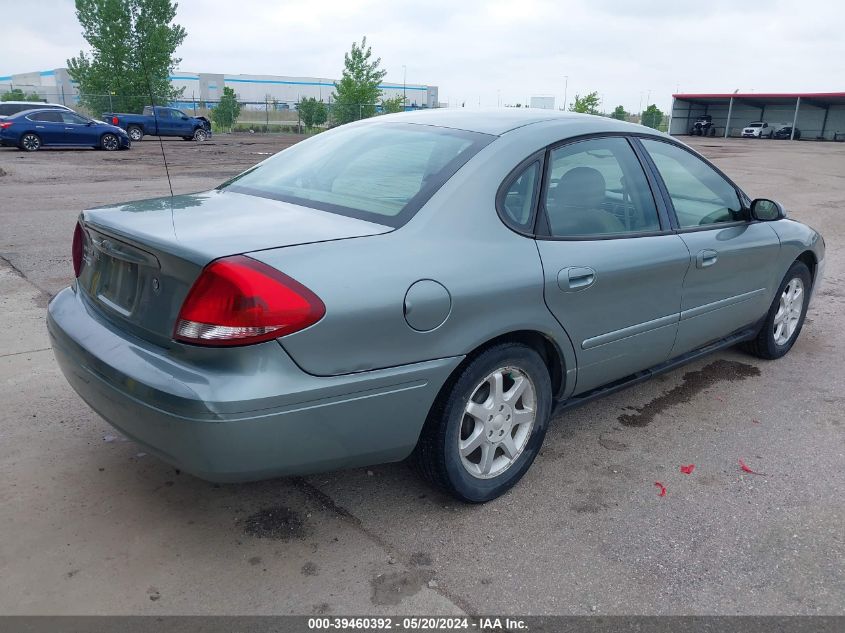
[1,101,70,108]
[8,107,76,119]
[365,108,658,137]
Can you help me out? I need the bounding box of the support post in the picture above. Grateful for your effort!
[790,97,801,140]
[724,97,734,138]
[820,105,830,140]
[668,97,675,135]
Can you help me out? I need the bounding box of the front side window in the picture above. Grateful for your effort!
[641,139,743,228]
[223,123,492,226]
[543,137,660,237]
[61,112,89,125]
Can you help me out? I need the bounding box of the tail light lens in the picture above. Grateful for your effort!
[0,121,13,129]
[71,222,85,277]
[174,255,325,347]
[112,116,119,125]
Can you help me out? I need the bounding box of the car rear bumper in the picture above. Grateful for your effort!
[48,286,461,482]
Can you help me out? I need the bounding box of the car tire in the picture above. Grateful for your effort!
[413,343,552,503]
[127,126,143,142]
[100,133,120,151]
[20,133,41,151]
[743,260,812,360]
[193,128,208,142]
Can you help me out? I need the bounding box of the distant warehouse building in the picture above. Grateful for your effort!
[670,92,845,140]
[0,68,439,109]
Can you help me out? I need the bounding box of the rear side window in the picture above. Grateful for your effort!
[224,123,493,227]
[641,139,743,228]
[28,111,63,122]
[543,137,660,237]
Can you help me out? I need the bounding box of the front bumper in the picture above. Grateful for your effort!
[48,286,461,482]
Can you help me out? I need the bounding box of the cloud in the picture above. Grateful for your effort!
[2,0,843,112]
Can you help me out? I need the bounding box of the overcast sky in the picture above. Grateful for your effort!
[3,0,843,112]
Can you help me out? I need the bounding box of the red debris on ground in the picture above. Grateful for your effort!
[654,482,667,497]
[680,464,695,475]
[739,458,764,475]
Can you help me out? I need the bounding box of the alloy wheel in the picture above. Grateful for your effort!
[459,367,536,479]
[773,277,804,345]
[22,134,40,151]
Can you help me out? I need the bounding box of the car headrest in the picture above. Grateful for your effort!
[552,167,606,210]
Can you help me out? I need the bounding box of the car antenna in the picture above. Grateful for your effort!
[136,35,175,198]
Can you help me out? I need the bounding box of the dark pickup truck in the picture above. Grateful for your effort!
[103,106,211,142]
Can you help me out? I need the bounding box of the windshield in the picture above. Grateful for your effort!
[749,122,762,127]
[222,122,493,227]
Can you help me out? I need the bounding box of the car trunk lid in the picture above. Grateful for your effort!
[77,189,392,346]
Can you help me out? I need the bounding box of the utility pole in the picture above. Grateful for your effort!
[563,75,569,110]
[402,65,407,109]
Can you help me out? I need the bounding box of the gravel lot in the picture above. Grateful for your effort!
[0,133,842,615]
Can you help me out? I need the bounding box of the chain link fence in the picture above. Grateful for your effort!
[1,91,415,133]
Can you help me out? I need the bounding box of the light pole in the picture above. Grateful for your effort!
[563,75,568,110]
[402,65,407,109]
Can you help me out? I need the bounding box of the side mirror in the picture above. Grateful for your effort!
[181,116,189,120]
[750,198,786,221]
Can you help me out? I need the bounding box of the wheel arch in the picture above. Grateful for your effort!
[796,250,817,284]
[435,330,567,407]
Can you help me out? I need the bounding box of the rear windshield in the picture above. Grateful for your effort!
[222,122,493,227]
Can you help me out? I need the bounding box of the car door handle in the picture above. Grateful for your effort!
[558,266,596,291]
[696,249,718,268]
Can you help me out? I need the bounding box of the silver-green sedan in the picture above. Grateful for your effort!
[47,109,825,502]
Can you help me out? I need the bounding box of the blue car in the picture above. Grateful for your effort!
[0,108,131,151]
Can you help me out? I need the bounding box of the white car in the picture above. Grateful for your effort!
[0,101,72,119]
[741,121,775,138]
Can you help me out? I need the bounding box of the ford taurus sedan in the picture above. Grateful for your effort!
[47,109,825,502]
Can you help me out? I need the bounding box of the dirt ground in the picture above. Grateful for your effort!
[0,133,843,615]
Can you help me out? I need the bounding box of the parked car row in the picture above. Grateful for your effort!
[740,121,801,139]
[0,103,212,151]
[688,116,801,140]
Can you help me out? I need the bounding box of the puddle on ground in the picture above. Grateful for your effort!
[618,359,760,427]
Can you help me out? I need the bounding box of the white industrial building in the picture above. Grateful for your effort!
[670,92,845,140]
[0,68,439,109]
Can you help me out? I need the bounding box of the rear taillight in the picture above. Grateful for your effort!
[72,222,85,278]
[0,121,13,129]
[174,255,325,347]
[112,116,119,125]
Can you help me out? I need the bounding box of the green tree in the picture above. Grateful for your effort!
[332,37,387,125]
[298,97,328,130]
[67,0,186,114]
[1,89,43,102]
[381,95,405,114]
[211,86,240,132]
[611,105,628,120]
[569,91,601,115]
[641,104,664,129]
